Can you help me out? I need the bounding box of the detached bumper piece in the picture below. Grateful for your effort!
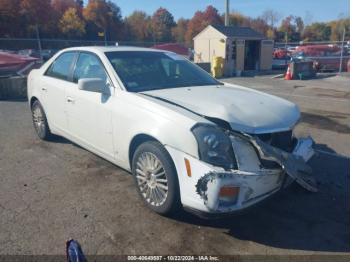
[250,135,317,192]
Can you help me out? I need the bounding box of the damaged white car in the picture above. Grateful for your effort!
[28,46,316,217]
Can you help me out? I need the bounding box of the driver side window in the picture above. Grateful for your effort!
[73,53,108,83]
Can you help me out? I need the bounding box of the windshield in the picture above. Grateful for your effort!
[105,51,222,92]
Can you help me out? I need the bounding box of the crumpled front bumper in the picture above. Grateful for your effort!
[165,135,315,215]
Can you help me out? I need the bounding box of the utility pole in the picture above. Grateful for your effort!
[339,27,346,74]
[35,24,43,61]
[225,0,230,26]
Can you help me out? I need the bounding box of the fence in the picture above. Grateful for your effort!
[0,37,183,77]
[1,38,349,75]
[274,40,349,48]
[0,37,168,51]
[273,41,350,73]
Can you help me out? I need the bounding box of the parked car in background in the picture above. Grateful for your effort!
[17,49,42,59]
[272,48,291,70]
[41,49,58,61]
[272,57,291,70]
[287,46,297,53]
[293,45,350,72]
[273,48,289,59]
[27,46,316,217]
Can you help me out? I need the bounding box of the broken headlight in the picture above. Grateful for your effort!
[191,124,236,169]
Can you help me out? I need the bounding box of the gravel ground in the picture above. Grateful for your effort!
[0,74,350,257]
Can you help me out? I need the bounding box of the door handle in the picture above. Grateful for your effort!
[67,97,75,103]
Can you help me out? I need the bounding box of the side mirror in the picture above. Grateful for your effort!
[78,78,106,93]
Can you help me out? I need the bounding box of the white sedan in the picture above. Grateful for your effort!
[28,46,316,217]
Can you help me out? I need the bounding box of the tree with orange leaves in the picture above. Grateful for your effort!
[151,7,175,43]
[52,0,76,16]
[185,5,223,46]
[83,0,122,41]
[20,0,52,26]
[59,7,85,37]
[125,11,152,42]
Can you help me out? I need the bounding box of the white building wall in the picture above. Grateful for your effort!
[194,26,226,63]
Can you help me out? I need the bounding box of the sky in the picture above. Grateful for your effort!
[110,0,350,24]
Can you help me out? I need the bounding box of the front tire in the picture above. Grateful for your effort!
[132,141,181,215]
[31,100,52,140]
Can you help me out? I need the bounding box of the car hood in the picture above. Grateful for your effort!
[141,84,300,134]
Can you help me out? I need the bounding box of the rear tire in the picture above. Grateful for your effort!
[132,141,181,215]
[31,100,52,141]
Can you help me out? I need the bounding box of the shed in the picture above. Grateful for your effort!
[194,25,274,76]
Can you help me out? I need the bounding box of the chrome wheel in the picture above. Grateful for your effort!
[136,152,168,207]
[32,104,46,137]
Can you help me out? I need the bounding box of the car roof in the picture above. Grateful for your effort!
[61,46,166,54]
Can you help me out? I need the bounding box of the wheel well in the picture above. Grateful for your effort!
[30,97,38,108]
[128,134,160,168]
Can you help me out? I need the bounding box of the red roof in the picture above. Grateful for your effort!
[0,51,38,69]
[152,43,189,57]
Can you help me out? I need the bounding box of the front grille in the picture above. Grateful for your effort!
[256,130,295,152]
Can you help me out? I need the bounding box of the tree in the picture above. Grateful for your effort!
[20,0,52,26]
[51,0,78,37]
[261,9,281,28]
[151,7,175,42]
[227,11,249,27]
[250,18,269,36]
[125,11,151,42]
[330,18,350,41]
[59,7,85,37]
[302,22,331,41]
[278,15,301,42]
[106,1,124,41]
[295,16,304,34]
[75,0,83,14]
[172,18,189,44]
[0,0,21,36]
[83,0,123,41]
[201,5,223,26]
[185,5,223,45]
[20,0,54,37]
[0,0,20,17]
[52,0,76,16]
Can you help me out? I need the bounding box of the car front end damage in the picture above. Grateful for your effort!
[165,129,316,217]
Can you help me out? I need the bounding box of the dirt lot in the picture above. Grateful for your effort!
[0,74,350,256]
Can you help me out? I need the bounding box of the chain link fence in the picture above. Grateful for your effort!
[0,37,176,77]
[0,37,165,57]
[273,41,350,72]
[0,38,349,77]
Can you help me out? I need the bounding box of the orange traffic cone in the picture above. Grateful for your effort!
[284,64,292,80]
